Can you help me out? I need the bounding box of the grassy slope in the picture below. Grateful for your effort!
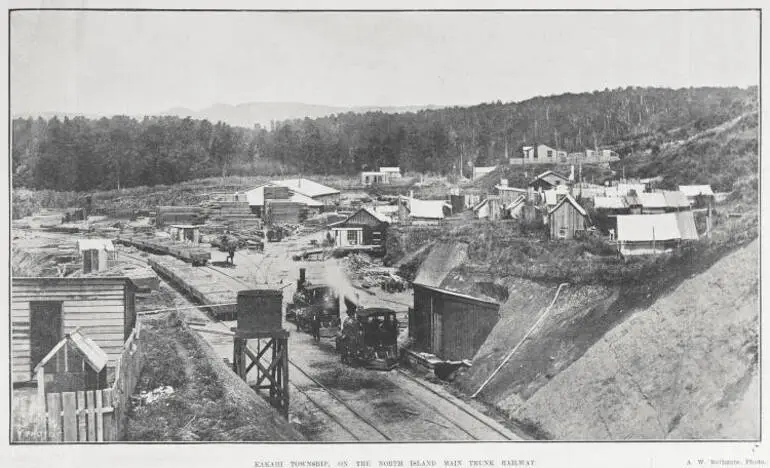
[126,313,303,441]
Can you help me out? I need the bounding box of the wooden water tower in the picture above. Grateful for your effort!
[231,289,289,418]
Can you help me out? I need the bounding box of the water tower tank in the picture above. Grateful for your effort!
[236,289,283,333]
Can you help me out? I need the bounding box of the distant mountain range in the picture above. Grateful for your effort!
[14,102,445,128]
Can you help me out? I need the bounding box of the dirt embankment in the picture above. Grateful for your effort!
[505,240,759,439]
[127,313,304,441]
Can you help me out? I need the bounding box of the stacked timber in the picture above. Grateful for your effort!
[205,201,261,229]
[264,200,304,225]
[147,256,237,319]
[263,186,291,200]
[156,206,205,227]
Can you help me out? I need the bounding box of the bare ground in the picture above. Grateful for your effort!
[512,240,759,440]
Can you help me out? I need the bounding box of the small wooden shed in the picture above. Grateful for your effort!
[548,194,588,240]
[34,329,109,393]
[409,242,505,361]
[76,239,117,274]
[168,224,201,244]
[12,277,137,384]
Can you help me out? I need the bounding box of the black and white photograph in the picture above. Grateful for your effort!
[4,1,766,466]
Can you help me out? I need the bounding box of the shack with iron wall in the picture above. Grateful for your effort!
[410,284,500,361]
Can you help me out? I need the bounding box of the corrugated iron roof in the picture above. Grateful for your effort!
[246,184,324,207]
[617,213,681,242]
[548,193,587,216]
[272,178,341,198]
[409,199,449,219]
[676,211,699,240]
[638,192,668,209]
[661,190,691,208]
[679,185,715,197]
[594,196,627,210]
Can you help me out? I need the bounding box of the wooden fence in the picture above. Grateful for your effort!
[35,323,144,442]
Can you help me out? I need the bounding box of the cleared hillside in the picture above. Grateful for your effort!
[513,240,758,439]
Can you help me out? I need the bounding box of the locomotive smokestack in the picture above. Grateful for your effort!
[298,268,306,290]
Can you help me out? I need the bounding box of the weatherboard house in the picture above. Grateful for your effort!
[329,207,390,247]
[11,277,137,384]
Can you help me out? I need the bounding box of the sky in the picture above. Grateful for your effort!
[10,9,760,116]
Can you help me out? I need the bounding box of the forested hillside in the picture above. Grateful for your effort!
[12,86,756,191]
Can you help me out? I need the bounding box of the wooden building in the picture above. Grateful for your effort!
[409,242,503,361]
[329,207,390,247]
[168,224,201,244]
[548,194,588,240]
[529,170,570,191]
[11,277,137,384]
[34,329,109,393]
[76,239,117,274]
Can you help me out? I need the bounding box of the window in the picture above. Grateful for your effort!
[347,230,359,245]
[547,150,553,158]
[559,227,568,239]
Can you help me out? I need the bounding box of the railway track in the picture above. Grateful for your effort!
[288,359,391,441]
[394,369,515,441]
[116,239,511,441]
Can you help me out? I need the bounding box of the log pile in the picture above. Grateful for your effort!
[342,253,407,291]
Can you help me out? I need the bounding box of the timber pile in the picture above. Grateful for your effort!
[147,256,237,320]
[264,200,304,225]
[156,206,205,227]
[342,253,406,290]
[204,201,261,229]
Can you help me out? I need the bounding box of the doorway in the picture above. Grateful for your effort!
[30,301,63,370]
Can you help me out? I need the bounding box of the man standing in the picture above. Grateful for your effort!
[311,312,321,341]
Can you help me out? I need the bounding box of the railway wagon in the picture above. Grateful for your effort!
[117,234,211,266]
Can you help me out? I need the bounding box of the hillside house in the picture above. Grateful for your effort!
[76,239,117,274]
[329,207,390,247]
[361,171,386,186]
[11,277,137,384]
[410,242,505,361]
[548,194,588,240]
[521,144,567,163]
[529,170,570,191]
[616,213,683,256]
[472,166,498,180]
[679,185,715,208]
[379,167,402,178]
